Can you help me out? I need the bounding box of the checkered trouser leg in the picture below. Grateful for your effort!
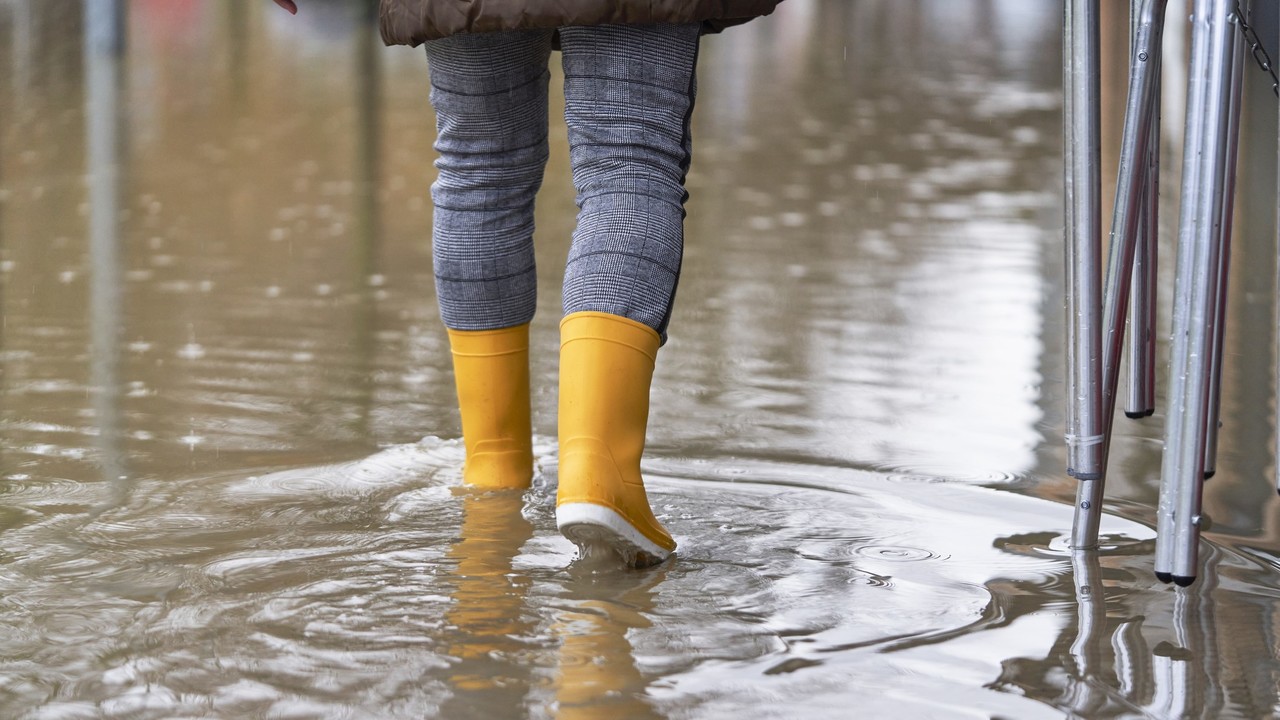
[425,24,700,339]
[426,30,552,331]
[561,24,700,341]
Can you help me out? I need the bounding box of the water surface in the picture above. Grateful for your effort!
[2,1,1280,717]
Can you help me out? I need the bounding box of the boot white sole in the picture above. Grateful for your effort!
[556,502,672,568]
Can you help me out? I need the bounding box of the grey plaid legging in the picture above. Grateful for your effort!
[425,23,700,340]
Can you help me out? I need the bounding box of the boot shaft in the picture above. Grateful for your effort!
[447,324,534,488]
[557,312,658,470]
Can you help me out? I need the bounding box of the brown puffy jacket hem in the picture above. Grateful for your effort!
[378,1,784,47]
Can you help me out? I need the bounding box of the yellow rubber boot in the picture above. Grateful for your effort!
[556,312,676,567]
[447,324,534,489]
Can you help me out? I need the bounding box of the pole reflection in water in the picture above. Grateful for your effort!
[440,490,537,719]
[1159,557,1222,718]
[84,0,127,499]
[1063,550,1107,716]
[226,0,249,106]
[0,6,6,484]
[0,0,10,480]
[1110,614,1152,703]
[8,0,32,98]
[988,540,1260,717]
[352,0,382,437]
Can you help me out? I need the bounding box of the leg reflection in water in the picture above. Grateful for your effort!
[551,564,667,720]
[440,488,667,719]
[440,489,537,719]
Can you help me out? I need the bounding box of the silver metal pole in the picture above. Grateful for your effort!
[1065,0,1106,549]
[1099,0,1167,451]
[1156,0,1237,585]
[1072,0,1167,549]
[1203,19,1246,481]
[1127,60,1161,420]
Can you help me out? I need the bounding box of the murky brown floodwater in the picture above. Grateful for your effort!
[2,1,1280,717]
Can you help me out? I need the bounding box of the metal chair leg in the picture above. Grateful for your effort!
[1070,0,1167,550]
[1127,67,1161,421]
[1156,0,1242,586]
[1202,18,1246,482]
[1100,0,1167,445]
[1065,0,1106,548]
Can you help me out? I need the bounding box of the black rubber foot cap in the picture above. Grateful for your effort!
[1204,470,1216,480]
[1125,409,1155,419]
[1155,571,1173,584]
[1172,575,1196,587]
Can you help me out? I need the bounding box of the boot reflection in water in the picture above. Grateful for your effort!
[551,570,667,720]
[442,490,536,714]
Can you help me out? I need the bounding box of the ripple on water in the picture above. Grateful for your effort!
[0,445,1157,718]
[224,436,464,503]
[880,463,1022,485]
[854,544,947,562]
[632,456,1156,708]
[0,475,100,506]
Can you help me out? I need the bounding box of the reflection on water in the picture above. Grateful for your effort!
[442,490,537,720]
[2,0,1280,717]
[84,0,127,504]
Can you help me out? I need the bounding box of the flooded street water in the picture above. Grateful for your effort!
[2,0,1280,717]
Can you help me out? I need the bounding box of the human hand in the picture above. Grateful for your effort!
[273,0,298,14]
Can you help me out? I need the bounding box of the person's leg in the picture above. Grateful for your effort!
[427,29,552,331]
[554,23,700,566]
[426,30,553,488]
[559,23,700,338]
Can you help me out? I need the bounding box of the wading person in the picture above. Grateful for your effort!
[273,0,783,567]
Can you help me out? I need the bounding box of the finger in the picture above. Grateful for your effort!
[273,0,298,14]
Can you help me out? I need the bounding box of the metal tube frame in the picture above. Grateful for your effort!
[1127,62,1161,420]
[1065,0,1106,548]
[1065,0,1105,481]
[1070,0,1167,549]
[1203,21,1246,481]
[1155,0,1241,585]
[1068,0,1249,583]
